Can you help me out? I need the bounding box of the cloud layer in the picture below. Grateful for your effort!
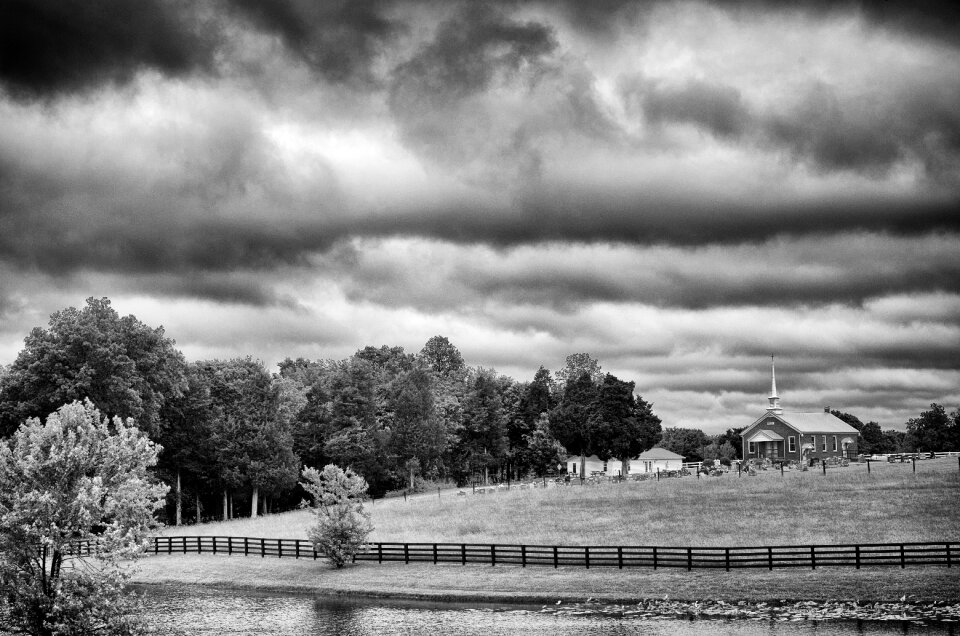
[1,0,958,432]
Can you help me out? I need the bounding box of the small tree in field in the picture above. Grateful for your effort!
[0,400,168,636]
[301,464,373,568]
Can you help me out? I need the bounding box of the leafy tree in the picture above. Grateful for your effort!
[0,297,187,439]
[198,358,299,519]
[507,367,554,477]
[658,427,709,463]
[905,403,960,452]
[522,413,567,477]
[856,421,883,455]
[456,369,508,485]
[277,357,336,388]
[386,368,446,489]
[301,464,373,568]
[419,336,465,379]
[0,400,168,636]
[156,363,220,525]
[550,372,601,478]
[881,429,908,453]
[354,345,416,377]
[716,427,745,460]
[553,353,603,393]
[595,374,662,476]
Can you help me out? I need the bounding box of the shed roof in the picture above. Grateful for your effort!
[637,447,684,460]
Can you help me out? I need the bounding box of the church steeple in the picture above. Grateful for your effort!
[766,355,782,414]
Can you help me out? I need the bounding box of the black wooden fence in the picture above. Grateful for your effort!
[136,536,957,571]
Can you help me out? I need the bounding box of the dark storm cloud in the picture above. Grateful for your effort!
[0,0,216,99]
[225,0,400,85]
[387,3,563,177]
[553,0,960,46]
[620,75,960,180]
[720,0,960,46]
[762,81,960,178]
[331,234,960,315]
[623,76,750,138]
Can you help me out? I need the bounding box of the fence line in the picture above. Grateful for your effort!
[128,536,957,571]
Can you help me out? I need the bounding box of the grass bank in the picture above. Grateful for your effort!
[131,554,960,604]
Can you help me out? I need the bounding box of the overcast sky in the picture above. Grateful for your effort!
[1,0,958,434]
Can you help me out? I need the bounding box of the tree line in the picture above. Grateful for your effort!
[1,298,957,524]
[0,299,662,522]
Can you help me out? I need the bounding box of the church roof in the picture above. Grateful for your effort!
[772,411,859,434]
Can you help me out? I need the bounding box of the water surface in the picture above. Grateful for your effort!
[141,587,956,635]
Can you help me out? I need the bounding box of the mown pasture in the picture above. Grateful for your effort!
[160,456,959,548]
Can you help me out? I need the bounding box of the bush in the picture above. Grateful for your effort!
[300,464,374,568]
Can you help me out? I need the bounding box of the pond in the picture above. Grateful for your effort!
[141,587,957,635]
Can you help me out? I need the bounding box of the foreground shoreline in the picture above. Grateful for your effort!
[130,553,960,624]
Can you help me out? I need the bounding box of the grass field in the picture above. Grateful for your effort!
[161,457,960,547]
[141,458,960,604]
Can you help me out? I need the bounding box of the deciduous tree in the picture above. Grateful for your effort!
[0,297,187,439]
[0,400,167,636]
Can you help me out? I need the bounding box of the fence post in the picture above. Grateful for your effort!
[404,543,409,564]
[260,538,265,558]
[462,544,467,566]
[228,536,232,556]
[725,548,730,572]
[855,545,860,569]
[653,546,658,570]
[433,543,438,564]
[900,544,905,569]
[244,537,248,556]
[696,466,699,479]
[553,546,558,569]
[154,538,159,556]
[947,543,952,568]
[182,537,187,554]
[278,539,282,559]
[768,547,773,571]
[585,546,590,569]
[491,545,496,567]
[867,459,871,474]
[811,546,816,570]
[379,543,383,564]
[780,463,784,476]
[913,458,916,473]
[657,468,660,482]
[822,461,826,476]
[522,545,527,568]
[686,548,692,571]
[295,540,300,559]
[738,463,741,477]
[617,546,623,569]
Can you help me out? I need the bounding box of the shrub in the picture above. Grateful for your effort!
[300,464,373,568]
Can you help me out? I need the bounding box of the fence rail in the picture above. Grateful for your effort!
[131,537,957,571]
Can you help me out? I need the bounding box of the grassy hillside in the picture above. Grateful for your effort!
[160,457,959,547]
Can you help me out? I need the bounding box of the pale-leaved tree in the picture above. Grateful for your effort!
[301,464,373,569]
[0,400,168,636]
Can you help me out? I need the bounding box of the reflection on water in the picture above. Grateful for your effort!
[140,586,956,636]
